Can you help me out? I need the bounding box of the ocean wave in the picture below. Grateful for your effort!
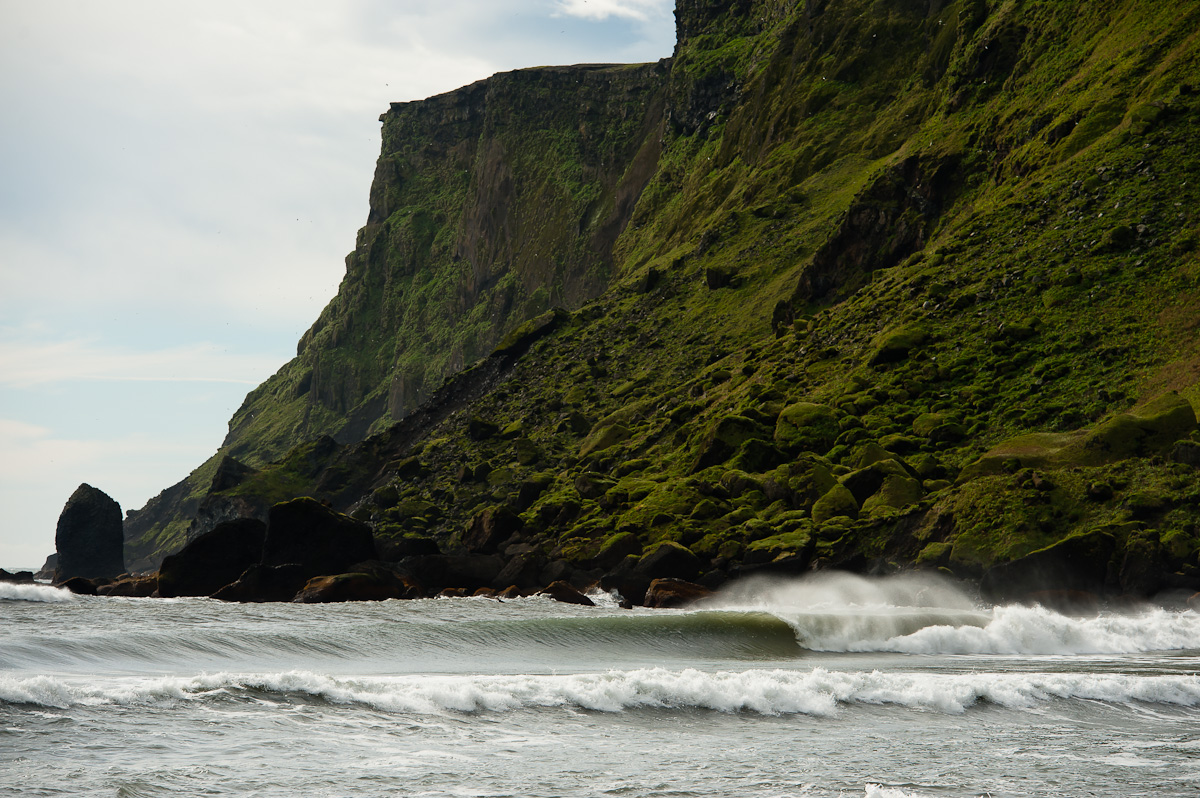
[0,582,74,603]
[0,610,804,672]
[773,605,1200,656]
[5,667,1199,715]
[704,572,1200,655]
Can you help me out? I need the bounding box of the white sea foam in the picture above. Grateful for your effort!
[864,785,934,798]
[851,604,1200,656]
[706,571,1200,655]
[5,667,1199,715]
[0,582,74,603]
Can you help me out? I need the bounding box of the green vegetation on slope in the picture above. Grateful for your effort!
[130,0,1200,597]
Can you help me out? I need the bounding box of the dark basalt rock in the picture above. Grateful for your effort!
[392,553,505,595]
[643,578,713,608]
[980,529,1117,602]
[59,576,103,595]
[36,554,57,581]
[261,498,376,579]
[211,563,310,603]
[0,568,34,583]
[462,505,522,554]
[538,580,595,606]
[157,518,267,598]
[490,551,546,592]
[97,574,158,598]
[293,568,423,603]
[54,484,124,583]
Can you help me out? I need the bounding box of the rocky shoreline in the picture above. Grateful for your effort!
[23,492,1200,612]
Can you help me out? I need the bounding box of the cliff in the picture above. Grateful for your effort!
[125,0,1200,601]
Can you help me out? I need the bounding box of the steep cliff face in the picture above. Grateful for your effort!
[130,0,1200,597]
[227,62,668,457]
[124,62,668,565]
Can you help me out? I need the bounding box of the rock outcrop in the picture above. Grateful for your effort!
[54,484,124,583]
[261,498,376,579]
[157,518,267,598]
[114,0,1200,604]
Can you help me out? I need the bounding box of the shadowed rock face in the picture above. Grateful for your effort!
[54,484,124,583]
[261,497,376,579]
[157,518,267,598]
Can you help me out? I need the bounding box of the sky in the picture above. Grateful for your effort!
[0,0,676,570]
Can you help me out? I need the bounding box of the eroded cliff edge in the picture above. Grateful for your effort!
[124,0,1200,602]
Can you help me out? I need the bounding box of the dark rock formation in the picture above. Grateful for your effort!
[97,574,158,598]
[157,518,267,598]
[538,580,595,606]
[0,568,34,583]
[54,484,124,583]
[644,578,713,608]
[210,563,310,603]
[980,530,1117,602]
[261,498,376,579]
[58,576,102,595]
[35,554,56,581]
[461,505,522,554]
[293,566,423,603]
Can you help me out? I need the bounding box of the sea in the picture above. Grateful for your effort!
[2,571,1199,798]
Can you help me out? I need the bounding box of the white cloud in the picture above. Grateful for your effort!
[555,0,671,21]
[0,418,219,568]
[0,334,282,388]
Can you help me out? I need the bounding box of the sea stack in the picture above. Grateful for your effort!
[54,483,124,583]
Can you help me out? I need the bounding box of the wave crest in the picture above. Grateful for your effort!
[0,582,74,603]
[5,667,1199,715]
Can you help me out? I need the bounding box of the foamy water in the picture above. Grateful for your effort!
[3,573,1198,797]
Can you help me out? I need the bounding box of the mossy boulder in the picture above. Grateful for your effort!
[462,505,523,554]
[840,458,915,506]
[594,531,643,570]
[744,527,815,567]
[1080,392,1197,461]
[692,415,768,472]
[635,541,702,582]
[867,325,927,366]
[962,393,1198,480]
[513,437,541,466]
[492,308,569,361]
[730,438,786,472]
[853,441,896,468]
[467,418,500,441]
[812,483,859,524]
[861,473,924,515]
[773,402,839,453]
[579,423,633,457]
[789,458,838,504]
[574,472,616,500]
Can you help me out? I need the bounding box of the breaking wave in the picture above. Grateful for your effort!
[709,572,1200,655]
[5,667,1199,715]
[0,582,74,603]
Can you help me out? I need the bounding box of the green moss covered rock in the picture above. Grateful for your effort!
[868,325,927,366]
[812,483,859,524]
[774,402,839,453]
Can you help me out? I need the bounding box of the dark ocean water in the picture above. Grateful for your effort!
[3,572,1199,797]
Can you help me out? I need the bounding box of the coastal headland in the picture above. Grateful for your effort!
[34,0,1200,608]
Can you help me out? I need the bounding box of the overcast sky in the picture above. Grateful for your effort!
[0,0,676,569]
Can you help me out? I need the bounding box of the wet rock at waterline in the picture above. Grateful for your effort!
[54,484,124,583]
